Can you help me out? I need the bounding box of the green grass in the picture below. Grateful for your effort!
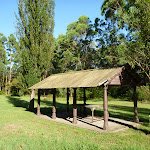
[0,95,150,150]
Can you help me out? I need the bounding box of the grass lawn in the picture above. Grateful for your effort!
[0,95,150,150]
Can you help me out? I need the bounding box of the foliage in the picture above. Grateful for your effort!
[108,86,131,99]
[137,86,150,101]
[101,0,150,81]
[11,73,29,96]
[6,34,18,94]
[18,90,24,97]
[53,15,96,73]
[94,18,125,67]
[0,33,7,91]
[0,91,5,95]
[1,0,149,100]
[16,0,55,88]
[77,87,104,101]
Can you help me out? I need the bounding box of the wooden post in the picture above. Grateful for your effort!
[83,87,86,116]
[133,86,139,123]
[37,89,41,116]
[52,88,56,119]
[66,88,69,113]
[103,85,109,130]
[29,89,35,111]
[73,88,77,124]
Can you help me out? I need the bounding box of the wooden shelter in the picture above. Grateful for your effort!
[29,64,144,130]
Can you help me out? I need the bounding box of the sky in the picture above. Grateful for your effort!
[0,0,103,39]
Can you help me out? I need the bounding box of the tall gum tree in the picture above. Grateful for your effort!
[101,0,150,81]
[54,15,96,72]
[7,34,17,94]
[0,33,7,92]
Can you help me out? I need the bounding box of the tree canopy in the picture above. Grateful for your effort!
[0,0,149,98]
[101,0,150,81]
[16,0,55,88]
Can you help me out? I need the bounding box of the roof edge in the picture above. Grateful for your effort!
[104,66,125,86]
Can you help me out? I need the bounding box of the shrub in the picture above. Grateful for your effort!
[19,90,24,97]
[108,86,131,99]
[0,91,5,95]
[137,86,150,101]
[77,87,104,101]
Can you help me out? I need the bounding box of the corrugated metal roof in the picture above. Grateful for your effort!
[29,67,123,89]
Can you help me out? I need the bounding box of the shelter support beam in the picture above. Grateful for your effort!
[83,88,86,116]
[73,88,77,124]
[52,88,56,119]
[37,89,41,116]
[133,86,139,123]
[29,89,35,111]
[103,85,109,130]
[66,88,69,113]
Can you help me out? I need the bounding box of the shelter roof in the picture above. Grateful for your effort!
[29,67,124,89]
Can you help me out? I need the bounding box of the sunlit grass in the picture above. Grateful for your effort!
[0,95,149,150]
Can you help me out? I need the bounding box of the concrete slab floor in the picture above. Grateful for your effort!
[34,114,140,133]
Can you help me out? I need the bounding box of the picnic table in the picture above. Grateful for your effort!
[85,105,103,123]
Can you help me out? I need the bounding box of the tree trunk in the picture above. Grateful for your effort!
[2,73,4,91]
[5,74,7,95]
[8,53,12,95]
[133,86,139,123]
[0,82,1,91]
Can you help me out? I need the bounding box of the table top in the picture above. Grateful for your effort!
[85,105,103,109]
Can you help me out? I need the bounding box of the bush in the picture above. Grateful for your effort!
[56,88,66,97]
[126,89,133,101]
[0,91,5,95]
[137,86,150,101]
[18,90,24,97]
[77,87,103,101]
[108,86,131,99]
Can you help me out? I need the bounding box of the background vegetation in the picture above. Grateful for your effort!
[0,1,149,149]
[0,0,149,100]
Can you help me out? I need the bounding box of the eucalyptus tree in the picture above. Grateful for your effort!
[6,34,18,94]
[54,15,96,72]
[0,33,7,91]
[94,18,123,68]
[16,0,55,88]
[66,15,96,70]
[101,0,150,81]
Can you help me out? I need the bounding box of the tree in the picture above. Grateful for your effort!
[66,15,96,70]
[16,0,55,89]
[6,34,18,94]
[0,33,7,92]
[53,15,96,73]
[94,18,123,68]
[101,0,150,81]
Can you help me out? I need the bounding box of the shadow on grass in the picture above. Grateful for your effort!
[109,104,150,122]
[7,96,29,109]
[109,118,150,135]
[6,96,150,134]
[109,104,150,115]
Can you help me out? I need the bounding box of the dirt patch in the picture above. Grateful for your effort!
[3,124,23,133]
